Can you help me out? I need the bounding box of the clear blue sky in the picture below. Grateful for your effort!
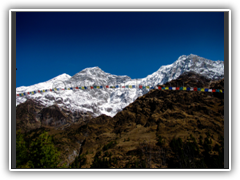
[16,12,224,87]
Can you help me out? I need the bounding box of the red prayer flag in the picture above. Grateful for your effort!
[139,85,142,89]
[27,92,30,94]
[50,89,52,91]
[106,85,109,88]
[212,89,216,92]
[75,87,79,89]
[194,87,197,91]
[38,90,41,93]
[176,87,180,90]
[91,86,93,89]
[158,86,161,90]
[17,94,19,96]
[62,89,65,90]
[122,86,125,88]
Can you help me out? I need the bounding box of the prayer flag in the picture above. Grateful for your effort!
[183,87,187,90]
[176,87,180,90]
[158,86,162,90]
[205,88,209,92]
[187,87,190,91]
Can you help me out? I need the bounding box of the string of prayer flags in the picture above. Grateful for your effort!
[17,84,224,97]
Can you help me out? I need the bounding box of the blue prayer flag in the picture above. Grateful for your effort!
[169,87,172,90]
[187,87,190,91]
[205,88,208,92]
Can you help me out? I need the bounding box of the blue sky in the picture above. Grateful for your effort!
[16,12,224,87]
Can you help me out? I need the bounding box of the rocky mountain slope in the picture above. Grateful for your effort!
[16,72,224,168]
[16,54,224,118]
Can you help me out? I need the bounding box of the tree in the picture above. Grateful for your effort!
[29,131,61,168]
[16,130,28,167]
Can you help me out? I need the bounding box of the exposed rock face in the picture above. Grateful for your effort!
[16,100,94,133]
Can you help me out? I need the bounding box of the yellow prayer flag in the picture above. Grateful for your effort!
[146,86,149,89]
[165,87,169,90]
[201,88,204,92]
[183,87,187,90]
[129,85,132,88]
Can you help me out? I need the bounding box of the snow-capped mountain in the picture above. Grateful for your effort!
[16,54,224,117]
